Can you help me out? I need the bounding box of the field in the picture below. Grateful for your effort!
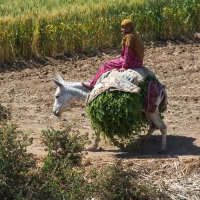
[0,34,200,198]
[0,0,199,63]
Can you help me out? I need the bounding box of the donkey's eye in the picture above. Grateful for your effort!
[55,95,59,99]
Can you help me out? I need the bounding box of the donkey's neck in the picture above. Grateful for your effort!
[65,82,89,100]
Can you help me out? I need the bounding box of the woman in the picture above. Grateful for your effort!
[82,19,144,91]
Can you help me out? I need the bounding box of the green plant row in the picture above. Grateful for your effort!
[0,0,199,63]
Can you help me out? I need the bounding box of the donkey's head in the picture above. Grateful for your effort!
[52,74,72,117]
[52,74,89,117]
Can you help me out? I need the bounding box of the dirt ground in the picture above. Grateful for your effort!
[0,34,200,166]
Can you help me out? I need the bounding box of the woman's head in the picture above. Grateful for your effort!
[121,19,134,35]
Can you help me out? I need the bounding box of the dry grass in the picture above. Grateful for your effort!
[129,157,200,199]
[85,157,200,199]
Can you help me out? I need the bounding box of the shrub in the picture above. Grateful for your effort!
[86,161,168,200]
[41,125,88,169]
[38,126,89,199]
[0,123,36,199]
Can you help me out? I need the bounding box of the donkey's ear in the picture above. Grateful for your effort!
[57,73,65,83]
[52,78,64,89]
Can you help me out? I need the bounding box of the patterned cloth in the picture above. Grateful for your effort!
[86,69,142,104]
[90,45,142,87]
[144,81,166,113]
[86,67,157,104]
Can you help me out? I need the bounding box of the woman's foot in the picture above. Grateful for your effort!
[81,81,93,91]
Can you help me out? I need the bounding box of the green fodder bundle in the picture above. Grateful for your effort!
[87,78,166,143]
[87,81,150,144]
[87,91,148,138]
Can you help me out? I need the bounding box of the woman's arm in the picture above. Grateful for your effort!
[122,46,133,69]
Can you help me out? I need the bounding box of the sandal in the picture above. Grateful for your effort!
[81,81,94,91]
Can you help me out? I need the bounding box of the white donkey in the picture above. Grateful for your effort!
[52,73,167,153]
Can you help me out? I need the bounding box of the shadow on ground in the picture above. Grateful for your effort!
[112,135,200,159]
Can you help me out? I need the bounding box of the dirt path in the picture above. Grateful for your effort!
[0,35,200,163]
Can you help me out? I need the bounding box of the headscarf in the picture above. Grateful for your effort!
[121,19,144,62]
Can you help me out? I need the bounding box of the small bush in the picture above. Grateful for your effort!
[41,125,88,168]
[0,123,36,199]
[86,161,168,200]
[38,126,90,199]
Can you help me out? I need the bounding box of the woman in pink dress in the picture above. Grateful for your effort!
[82,19,144,91]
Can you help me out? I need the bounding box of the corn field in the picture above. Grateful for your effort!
[0,0,199,64]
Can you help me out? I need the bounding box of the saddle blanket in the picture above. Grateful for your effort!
[144,80,167,113]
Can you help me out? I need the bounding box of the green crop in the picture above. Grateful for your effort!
[0,0,199,63]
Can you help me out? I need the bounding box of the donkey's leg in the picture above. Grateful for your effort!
[146,110,167,152]
[87,131,100,151]
[140,111,157,147]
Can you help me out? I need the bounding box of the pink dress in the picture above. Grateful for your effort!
[90,45,143,87]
